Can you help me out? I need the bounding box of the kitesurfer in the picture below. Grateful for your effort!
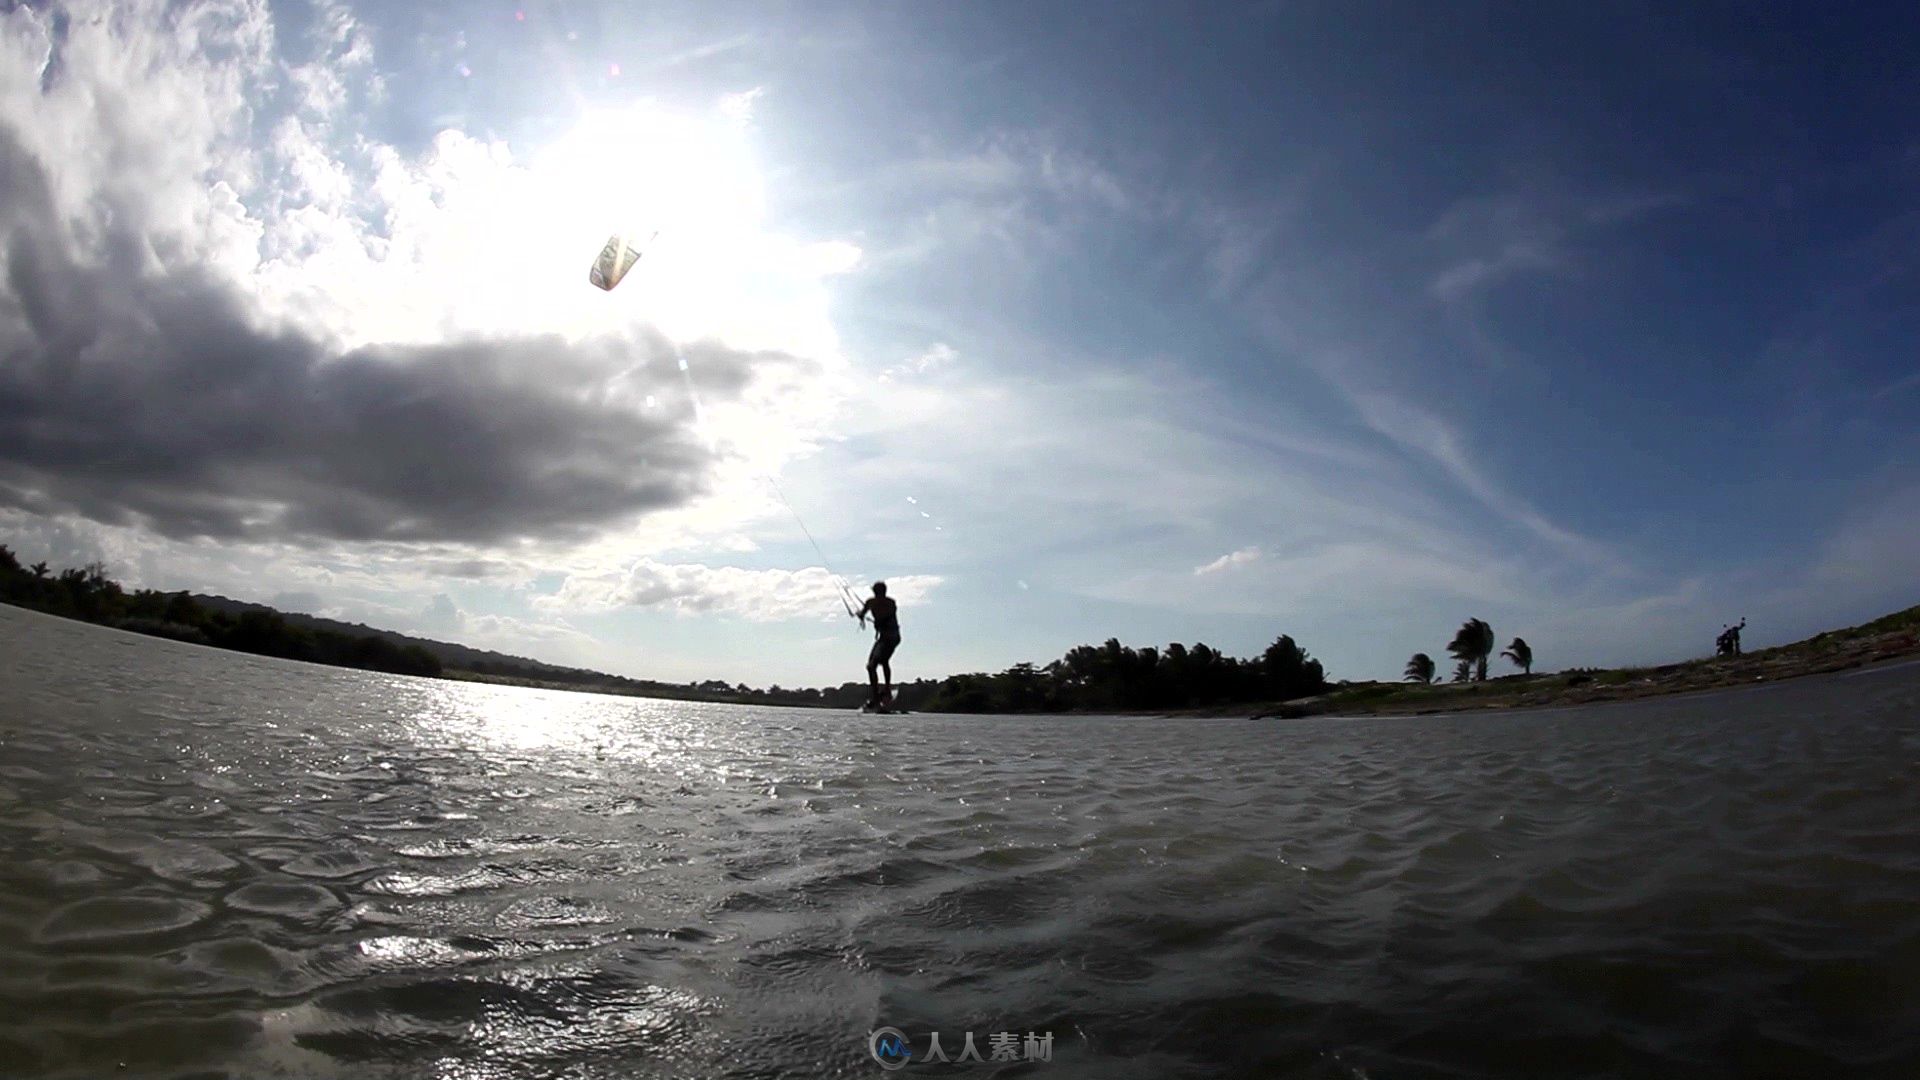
[856,582,900,707]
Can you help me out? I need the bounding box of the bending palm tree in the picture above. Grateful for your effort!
[1404,652,1436,684]
[1501,637,1533,675]
[1448,618,1496,682]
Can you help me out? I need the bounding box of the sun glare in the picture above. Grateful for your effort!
[534,104,765,264]
[283,96,843,359]
[526,104,782,344]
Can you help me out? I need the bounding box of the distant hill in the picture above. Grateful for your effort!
[188,594,582,677]
[183,593,864,706]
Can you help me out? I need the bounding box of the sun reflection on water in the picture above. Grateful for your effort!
[405,680,611,753]
[395,679,762,789]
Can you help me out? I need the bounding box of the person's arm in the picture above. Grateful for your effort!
[855,598,871,627]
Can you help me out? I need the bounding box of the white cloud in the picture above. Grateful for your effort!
[804,238,864,276]
[717,86,765,123]
[1424,186,1682,304]
[1872,371,1920,401]
[1194,546,1260,575]
[415,593,594,652]
[0,508,537,607]
[649,33,757,73]
[879,342,956,381]
[823,347,1536,628]
[1343,390,1634,577]
[536,559,942,622]
[1430,241,1562,305]
[1100,538,1531,619]
[843,133,1132,276]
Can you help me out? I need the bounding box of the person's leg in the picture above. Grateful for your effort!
[878,633,899,700]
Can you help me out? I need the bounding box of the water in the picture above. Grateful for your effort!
[2,603,1917,1079]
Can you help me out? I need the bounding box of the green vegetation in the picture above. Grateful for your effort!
[1502,637,1533,675]
[1403,652,1436,684]
[0,546,441,677]
[894,634,1328,714]
[1447,617,1496,682]
[1819,605,1920,641]
[1414,620,1535,688]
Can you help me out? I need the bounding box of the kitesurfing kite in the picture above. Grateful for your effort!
[588,232,652,291]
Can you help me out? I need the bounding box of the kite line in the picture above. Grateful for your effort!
[593,232,862,620]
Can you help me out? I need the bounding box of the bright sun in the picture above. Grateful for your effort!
[533,104,766,267]
[520,101,848,363]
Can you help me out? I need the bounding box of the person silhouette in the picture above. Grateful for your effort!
[1715,618,1748,657]
[855,582,901,707]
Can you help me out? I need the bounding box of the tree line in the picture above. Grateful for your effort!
[0,547,442,677]
[876,634,1328,713]
[1,546,1331,713]
[484,635,1330,714]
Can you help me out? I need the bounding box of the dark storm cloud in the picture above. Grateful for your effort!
[0,129,802,546]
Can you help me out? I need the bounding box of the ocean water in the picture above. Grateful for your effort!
[2,603,1917,1080]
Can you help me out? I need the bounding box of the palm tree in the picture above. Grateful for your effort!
[1501,637,1533,675]
[1448,618,1496,681]
[1452,659,1473,683]
[1404,652,1436,684]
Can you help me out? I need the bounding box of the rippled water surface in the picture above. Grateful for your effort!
[2,604,1918,1079]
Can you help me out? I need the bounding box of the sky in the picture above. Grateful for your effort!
[2,0,1918,689]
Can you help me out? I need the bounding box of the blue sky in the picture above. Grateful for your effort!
[2,0,1917,688]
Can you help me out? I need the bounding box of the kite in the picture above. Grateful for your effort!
[587,232,650,291]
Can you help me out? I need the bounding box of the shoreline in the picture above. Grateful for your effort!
[5,555,1914,720]
[1215,613,1920,720]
